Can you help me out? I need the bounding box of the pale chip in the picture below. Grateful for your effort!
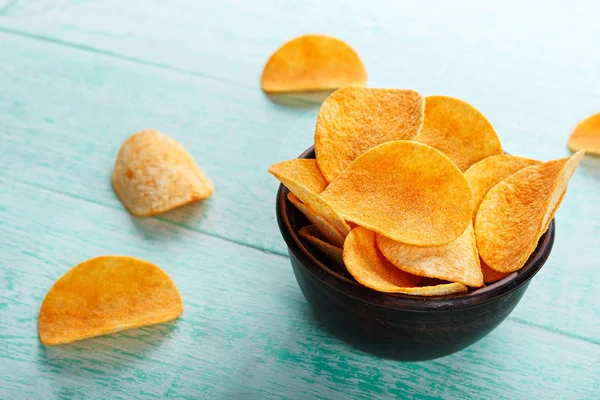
[299,225,344,266]
[321,141,473,245]
[476,151,584,272]
[315,88,424,182]
[113,130,213,216]
[38,256,183,345]
[465,154,540,221]
[288,193,345,247]
[270,160,351,236]
[415,95,502,171]
[568,112,600,155]
[377,224,483,287]
[261,34,367,93]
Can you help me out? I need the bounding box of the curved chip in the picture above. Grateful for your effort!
[481,260,510,284]
[377,224,483,287]
[321,141,473,245]
[343,227,422,291]
[568,112,600,155]
[315,88,425,182]
[299,225,344,266]
[270,160,350,236]
[288,193,345,247]
[38,256,183,345]
[415,95,503,171]
[269,159,327,194]
[476,151,584,272]
[465,154,540,221]
[113,130,213,216]
[261,34,367,93]
[344,227,466,295]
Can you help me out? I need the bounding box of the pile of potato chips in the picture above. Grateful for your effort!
[270,87,584,296]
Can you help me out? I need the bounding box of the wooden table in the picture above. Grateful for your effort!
[1,1,599,398]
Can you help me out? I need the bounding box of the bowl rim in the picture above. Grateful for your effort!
[276,145,555,312]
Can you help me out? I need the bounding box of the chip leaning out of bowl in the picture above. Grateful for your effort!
[269,87,584,295]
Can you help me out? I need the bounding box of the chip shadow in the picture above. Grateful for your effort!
[36,323,177,378]
[266,91,334,109]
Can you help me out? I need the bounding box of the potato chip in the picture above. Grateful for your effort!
[344,227,466,295]
[299,225,344,266]
[261,34,367,93]
[343,227,421,290]
[476,151,584,272]
[38,256,183,345]
[288,193,346,247]
[568,112,600,155]
[377,224,483,287]
[464,154,540,221]
[321,141,473,245]
[269,159,327,194]
[314,88,425,182]
[270,160,351,236]
[415,96,503,171]
[113,130,213,216]
[481,260,510,284]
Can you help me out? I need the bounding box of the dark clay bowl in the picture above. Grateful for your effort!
[276,146,555,361]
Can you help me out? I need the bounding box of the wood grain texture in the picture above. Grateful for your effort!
[0,31,598,344]
[0,0,599,398]
[1,181,599,399]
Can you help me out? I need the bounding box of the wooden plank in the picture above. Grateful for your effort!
[1,180,598,399]
[0,32,598,343]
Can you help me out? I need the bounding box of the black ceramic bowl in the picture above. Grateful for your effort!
[276,146,555,361]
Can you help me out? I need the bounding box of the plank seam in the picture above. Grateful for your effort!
[0,26,250,89]
[1,175,289,259]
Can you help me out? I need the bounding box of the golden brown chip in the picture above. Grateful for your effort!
[270,160,351,236]
[113,130,213,216]
[321,141,473,245]
[261,34,367,93]
[38,256,183,345]
[288,193,345,247]
[476,151,584,272]
[299,225,344,266]
[481,260,510,284]
[568,113,600,155]
[343,227,423,292]
[465,154,540,221]
[269,159,327,194]
[314,88,425,182]
[415,96,503,171]
[390,283,469,296]
[377,224,483,287]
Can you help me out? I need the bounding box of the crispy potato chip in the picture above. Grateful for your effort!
[476,151,584,272]
[314,88,425,182]
[377,224,483,287]
[465,154,540,221]
[481,259,510,284]
[288,193,345,247]
[415,96,503,171]
[299,225,344,266]
[261,34,367,93]
[269,159,327,194]
[38,256,183,345]
[270,160,351,236]
[321,141,473,245]
[568,113,600,155]
[113,130,213,216]
[390,283,468,296]
[343,227,423,292]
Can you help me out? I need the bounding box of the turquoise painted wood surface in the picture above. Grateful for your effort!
[1,1,599,398]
